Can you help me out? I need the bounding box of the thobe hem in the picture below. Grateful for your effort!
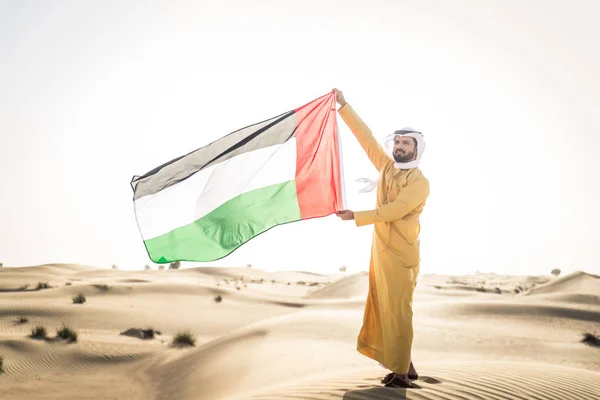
[357,338,384,366]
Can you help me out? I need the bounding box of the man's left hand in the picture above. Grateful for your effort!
[336,210,355,221]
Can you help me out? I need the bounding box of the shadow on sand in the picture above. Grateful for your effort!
[343,377,443,399]
[342,383,421,400]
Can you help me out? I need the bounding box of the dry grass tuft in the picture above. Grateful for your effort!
[56,325,78,342]
[172,330,196,348]
[582,332,600,347]
[30,326,47,340]
[72,293,86,304]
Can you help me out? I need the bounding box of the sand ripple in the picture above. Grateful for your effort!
[0,342,151,377]
[242,363,600,400]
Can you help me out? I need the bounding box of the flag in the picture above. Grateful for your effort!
[131,91,345,263]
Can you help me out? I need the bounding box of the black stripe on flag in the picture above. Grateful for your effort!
[131,110,297,200]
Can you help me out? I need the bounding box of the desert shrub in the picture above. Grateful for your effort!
[172,330,196,347]
[246,264,252,268]
[169,261,181,270]
[297,281,306,285]
[121,327,160,340]
[214,295,222,303]
[144,264,151,270]
[36,282,50,290]
[551,268,561,277]
[582,333,600,347]
[0,356,4,374]
[56,325,78,342]
[65,282,72,286]
[19,284,29,291]
[0,262,3,267]
[339,266,347,273]
[158,265,165,270]
[72,293,86,304]
[309,282,319,287]
[93,284,110,292]
[112,264,118,270]
[141,328,156,339]
[17,316,29,324]
[30,326,47,339]
[495,287,502,294]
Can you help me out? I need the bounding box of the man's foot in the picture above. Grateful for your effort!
[381,372,394,384]
[408,361,418,380]
[384,374,413,388]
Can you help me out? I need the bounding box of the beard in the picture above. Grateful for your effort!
[393,150,415,163]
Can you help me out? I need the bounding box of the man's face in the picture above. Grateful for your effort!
[393,135,417,163]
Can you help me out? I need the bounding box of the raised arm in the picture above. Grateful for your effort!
[354,178,430,226]
[334,89,391,172]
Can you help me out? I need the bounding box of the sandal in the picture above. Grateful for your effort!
[381,372,395,384]
[384,375,413,388]
[382,372,418,383]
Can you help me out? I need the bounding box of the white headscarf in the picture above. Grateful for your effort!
[356,127,426,193]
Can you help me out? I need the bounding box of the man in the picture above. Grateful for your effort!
[333,88,429,389]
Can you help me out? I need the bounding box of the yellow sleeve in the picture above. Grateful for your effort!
[354,178,430,226]
[338,103,391,172]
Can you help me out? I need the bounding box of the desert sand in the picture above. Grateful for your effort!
[0,264,599,400]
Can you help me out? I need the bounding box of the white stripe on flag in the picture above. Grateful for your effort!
[134,138,297,239]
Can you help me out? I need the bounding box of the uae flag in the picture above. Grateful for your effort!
[131,91,345,263]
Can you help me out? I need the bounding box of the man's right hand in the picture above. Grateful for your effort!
[333,88,347,107]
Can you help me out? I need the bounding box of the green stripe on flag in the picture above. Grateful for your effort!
[144,180,301,262]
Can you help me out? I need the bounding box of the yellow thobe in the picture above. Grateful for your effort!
[338,103,430,375]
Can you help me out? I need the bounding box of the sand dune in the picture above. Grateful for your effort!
[1,264,599,399]
[241,362,600,400]
[516,271,600,306]
[305,272,368,299]
[526,271,600,295]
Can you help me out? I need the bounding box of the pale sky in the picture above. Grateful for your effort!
[1,0,599,276]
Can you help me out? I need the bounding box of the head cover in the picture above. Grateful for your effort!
[383,127,426,169]
[356,127,426,193]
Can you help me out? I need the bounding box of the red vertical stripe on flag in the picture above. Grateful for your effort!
[294,91,344,219]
